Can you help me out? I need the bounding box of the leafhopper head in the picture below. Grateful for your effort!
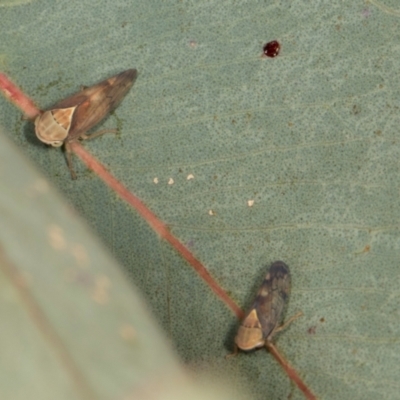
[234,308,265,351]
[35,107,75,146]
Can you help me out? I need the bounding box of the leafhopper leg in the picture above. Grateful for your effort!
[225,344,239,359]
[269,311,303,340]
[64,142,77,180]
[80,128,117,141]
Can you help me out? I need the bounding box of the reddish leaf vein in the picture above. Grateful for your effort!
[71,142,245,320]
[0,72,317,400]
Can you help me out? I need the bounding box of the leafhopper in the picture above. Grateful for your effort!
[34,69,137,179]
[229,261,302,355]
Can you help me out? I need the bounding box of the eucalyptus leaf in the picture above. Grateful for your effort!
[1,1,400,399]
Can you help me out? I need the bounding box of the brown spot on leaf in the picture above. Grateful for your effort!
[307,326,317,335]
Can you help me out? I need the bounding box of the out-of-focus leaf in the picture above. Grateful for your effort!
[1,1,400,399]
[0,130,246,399]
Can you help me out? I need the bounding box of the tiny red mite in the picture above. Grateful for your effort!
[263,40,281,58]
[34,69,137,179]
[228,261,302,356]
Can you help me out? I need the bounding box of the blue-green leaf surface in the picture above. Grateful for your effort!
[1,1,400,399]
